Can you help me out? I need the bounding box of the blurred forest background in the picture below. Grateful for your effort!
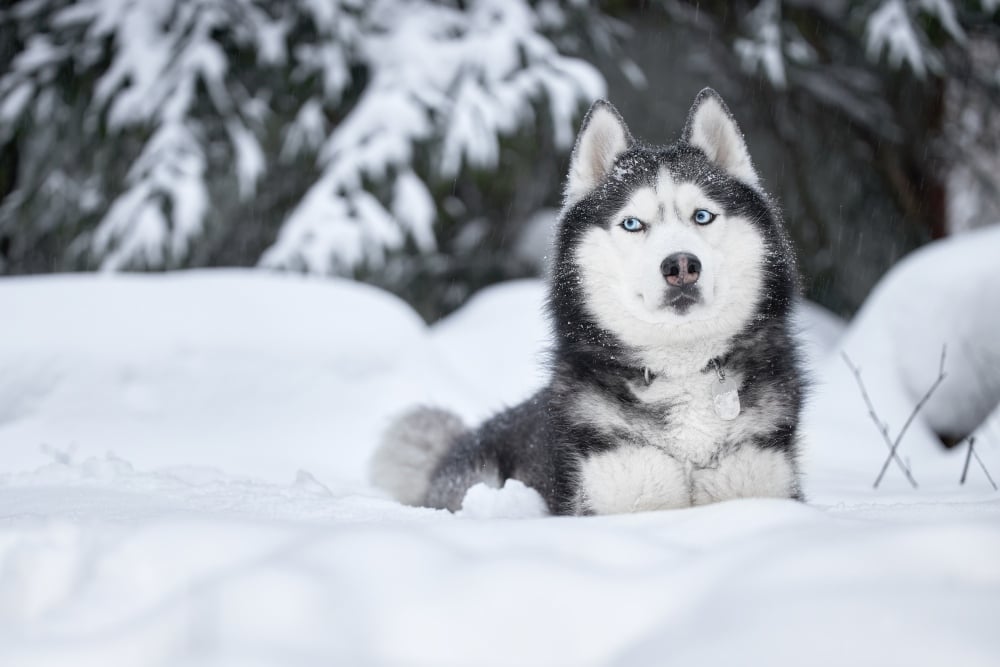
[1,0,998,321]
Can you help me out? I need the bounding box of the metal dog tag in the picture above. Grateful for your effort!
[712,376,741,421]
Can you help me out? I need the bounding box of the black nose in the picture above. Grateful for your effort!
[661,252,701,286]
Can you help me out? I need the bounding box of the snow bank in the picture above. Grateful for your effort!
[430,279,550,416]
[0,271,473,483]
[803,225,1000,499]
[1,259,999,667]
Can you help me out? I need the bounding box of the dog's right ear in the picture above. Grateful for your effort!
[682,88,759,188]
[565,100,632,207]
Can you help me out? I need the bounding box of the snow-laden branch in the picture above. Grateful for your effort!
[0,0,603,274]
[735,0,786,88]
[261,0,604,273]
[0,0,282,269]
[864,0,966,77]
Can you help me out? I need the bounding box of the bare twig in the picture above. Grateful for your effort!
[972,446,999,491]
[960,436,976,485]
[959,436,998,490]
[872,345,947,489]
[841,351,918,488]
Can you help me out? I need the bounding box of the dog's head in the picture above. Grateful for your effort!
[554,89,795,356]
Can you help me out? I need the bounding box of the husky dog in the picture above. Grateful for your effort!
[372,89,805,515]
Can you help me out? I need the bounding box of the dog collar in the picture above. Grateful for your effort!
[640,358,740,420]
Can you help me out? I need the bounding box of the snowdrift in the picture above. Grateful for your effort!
[805,225,1000,498]
[2,230,1000,666]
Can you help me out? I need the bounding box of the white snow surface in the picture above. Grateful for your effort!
[3,235,1000,665]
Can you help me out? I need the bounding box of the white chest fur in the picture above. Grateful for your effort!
[569,370,798,515]
[570,373,725,515]
[629,371,735,465]
[567,370,737,467]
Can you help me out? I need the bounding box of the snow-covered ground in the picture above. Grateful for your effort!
[3,228,1000,666]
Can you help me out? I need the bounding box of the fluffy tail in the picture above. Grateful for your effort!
[370,406,467,506]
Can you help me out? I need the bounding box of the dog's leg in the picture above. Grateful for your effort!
[576,445,689,515]
[423,435,504,512]
[691,444,799,504]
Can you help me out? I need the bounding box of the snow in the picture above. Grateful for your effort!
[227,120,266,198]
[392,171,438,253]
[735,0,787,88]
[3,231,1000,665]
[918,0,965,42]
[429,279,550,416]
[259,0,605,274]
[805,225,1000,498]
[457,480,549,519]
[865,0,933,77]
[1,1,604,275]
[50,0,229,270]
[0,271,455,483]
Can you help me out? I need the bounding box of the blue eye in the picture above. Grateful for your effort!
[621,217,644,232]
[693,209,716,225]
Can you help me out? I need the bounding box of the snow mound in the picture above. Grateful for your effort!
[0,270,469,482]
[873,226,1000,437]
[430,279,550,415]
[804,225,1000,498]
[458,480,549,519]
[792,299,847,369]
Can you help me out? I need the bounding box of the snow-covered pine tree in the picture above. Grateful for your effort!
[618,0,1000,314]
[0,0,605,295]
[724,0,1000,238]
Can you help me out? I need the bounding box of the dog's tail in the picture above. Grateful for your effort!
[370,406,467,506]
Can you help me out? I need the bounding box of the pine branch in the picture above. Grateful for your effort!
[872,345,947,489]
[841,351,918,488]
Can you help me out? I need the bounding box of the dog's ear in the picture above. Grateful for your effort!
[683,88,759,188]
[565,100,632,206]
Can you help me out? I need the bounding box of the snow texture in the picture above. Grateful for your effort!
[2,229,1000,665]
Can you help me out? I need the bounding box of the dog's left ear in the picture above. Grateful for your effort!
[565,100,633,207]
[683,88,760,188]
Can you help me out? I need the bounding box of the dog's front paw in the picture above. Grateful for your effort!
[576,445,689,515]
[692,445,797,504]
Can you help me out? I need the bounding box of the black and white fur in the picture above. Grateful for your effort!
[371,89,805,515]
